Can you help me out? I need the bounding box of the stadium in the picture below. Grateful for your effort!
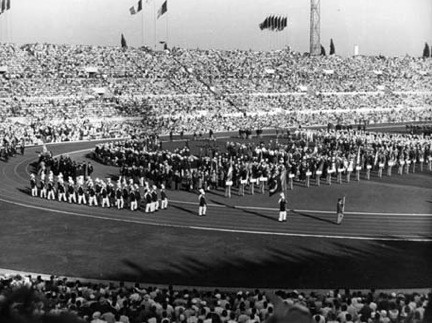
[0,0,431,322]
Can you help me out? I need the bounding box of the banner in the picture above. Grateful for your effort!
[269,175,282,196]
[157,0,167,18]
[259,15,288,31]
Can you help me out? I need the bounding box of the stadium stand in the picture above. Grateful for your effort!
[0,273,430,323]
[0,44,431,149]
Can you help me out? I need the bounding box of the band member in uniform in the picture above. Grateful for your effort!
[40,178,47,199]
[77,184,86,205]
[88,183,98,206]
[115,183,123,209]
[151,185,158,212]
[101,182,110,208]
[57,181,67,202]
[107,178,115,207]
[336,197,345,225]
[160,184,168,209]
[95,179,102,205]
[145,189,152,213]
[47,180,55,200]
[134,184,141,210]
[67,178,77,204]
[198,188,207,216]
[129,186,137,211]
[30,174,38,197]
[278,193,287,222]
[122,184,129,209]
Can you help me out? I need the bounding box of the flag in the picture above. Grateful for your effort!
[157,0,167,18]
[129,6,136,15]
[276,16,282,31]
[259,17,269,30]
[282,17,288,29]
[6,0,9,10]
[356,146,361,166]
[269,175,282,196]
[137,0,142,12]
[226,163,233,181]
[121,34,127,48]
[1,0,5,12]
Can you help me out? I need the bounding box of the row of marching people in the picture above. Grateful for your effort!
[29,173,168,212]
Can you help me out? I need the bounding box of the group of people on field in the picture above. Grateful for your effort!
[30,165,169,213]
[93,129,432,199]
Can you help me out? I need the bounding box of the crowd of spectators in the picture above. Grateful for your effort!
[0,43,431,146]
[0,273,430,323]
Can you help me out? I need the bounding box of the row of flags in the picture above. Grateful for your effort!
[0,0,11,15]
[259,15,288,31]
[130,0,167,19]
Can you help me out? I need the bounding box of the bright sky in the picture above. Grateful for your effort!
[0,0,430,56]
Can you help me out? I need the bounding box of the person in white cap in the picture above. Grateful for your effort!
[101,181,110,208]
[77,183,86,205]
[115,182,123,209]
[145,189,152,213]
[198,189,207,216]
[39,177,47,199]
[67,177,77,204]
[160,184,168,209]
[47,180,55,200]
[30,173,38,197]
[151,185,158,212]
[57,172,64,185]
[278,192,287,222]
[88,182,98,207]
[57,180,67,202]
[129,186,137,211]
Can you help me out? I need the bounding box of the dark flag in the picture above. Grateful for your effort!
[259,17,269,30]
[260,15,287,31]
[137,0,142,12]
[1,0,5,13]
[129,6,136,15]
[270,15,276,30]
[276,16,282,31]
[121,34,127,48]
[269,175,282,196]
[157,0,167,18]
[6,0,9,10]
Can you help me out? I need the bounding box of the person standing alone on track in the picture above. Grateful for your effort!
[198,188,207,216]
[278,193,287,222]
[336,197,345,224]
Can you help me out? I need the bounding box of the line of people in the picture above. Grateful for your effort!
[30,173,168,213]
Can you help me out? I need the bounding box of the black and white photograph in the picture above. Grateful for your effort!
[0,0,431,323]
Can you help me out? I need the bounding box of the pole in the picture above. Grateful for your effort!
[166,4,168,48]
[153,0,156,49]
[141,7,144,46]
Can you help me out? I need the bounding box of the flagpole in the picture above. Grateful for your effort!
[141,7,144,45]
[153,0,156,49]
[166,5,168,48]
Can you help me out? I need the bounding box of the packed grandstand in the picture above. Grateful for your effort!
[0,273,431,323]
[0,44,431,148]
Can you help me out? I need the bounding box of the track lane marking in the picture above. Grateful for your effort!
[169,200,432,217]
[0,197,431,242]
